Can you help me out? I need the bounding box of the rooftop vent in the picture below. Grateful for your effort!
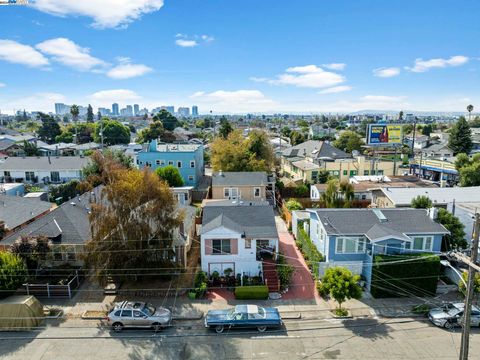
[373,208,388,222]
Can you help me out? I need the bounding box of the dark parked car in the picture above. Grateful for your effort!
[107,301,172,332]
[428,302,480,329]
[205,305,282,333]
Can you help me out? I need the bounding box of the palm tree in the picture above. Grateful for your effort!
[70,104,79,144]
[467,104,474,122]
[321,179,340,208]
[339,181,355,208]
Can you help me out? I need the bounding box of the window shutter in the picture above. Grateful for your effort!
[204,239,213,255]
[230,239,238,254]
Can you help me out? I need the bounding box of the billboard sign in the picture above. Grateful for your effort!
[367,124,402,145]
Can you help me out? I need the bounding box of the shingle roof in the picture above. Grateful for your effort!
[282,140,350,160]
[0,156,90,171]
[0,139,15,151]
[201,205,278,238]
[0,195,52,230]
[309,208,448,236]
[1,187,102,245]
[212,172,268,186]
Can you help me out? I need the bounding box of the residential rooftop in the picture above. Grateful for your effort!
[308,208,449,237]
[212,171,269,187]
[281,140,350,161]
[0,195,52,231]
[376,186,480,206]
[0,156,90,171]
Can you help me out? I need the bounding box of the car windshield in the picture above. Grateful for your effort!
[143,304,156,316]
[258,307,266,318]
[227,309,236,319]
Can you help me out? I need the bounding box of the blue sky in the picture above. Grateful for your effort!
[0,0,479,114]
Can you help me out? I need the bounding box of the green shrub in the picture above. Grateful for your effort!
[370,254,440,298]
[276,255,295,290]
[412,304,430,315]
[316,281,329,298]
[0,252,27,299]
[194,271,207,288]
[234,285,269,300]
[285,199,302,211]
[296,228,324,277]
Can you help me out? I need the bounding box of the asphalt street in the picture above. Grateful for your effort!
[0,316,479,359]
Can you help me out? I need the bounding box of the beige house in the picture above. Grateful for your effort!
[211,171,275,205]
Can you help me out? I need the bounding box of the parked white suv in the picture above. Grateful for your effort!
[107,301,172,332]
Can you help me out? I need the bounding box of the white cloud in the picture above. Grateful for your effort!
[318,85,352,94]
[106,58,152,79]
[32,0,165,29]
[175,39,198,48]
[0,83,5,88]
[89,89,141,104]
[175,34,214,47]
[322,63,346,71]
[373,67,401,78]
[36,38,106,71]
[0,92,65,113]
[253,65,345,88]
[0,39,49,68]
[406,55,469,73]
[190,89,276,112]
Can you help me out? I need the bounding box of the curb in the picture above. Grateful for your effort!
[172,313,204,321]
[280,313,301,320]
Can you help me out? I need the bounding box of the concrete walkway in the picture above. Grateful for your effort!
[275,215,320,303]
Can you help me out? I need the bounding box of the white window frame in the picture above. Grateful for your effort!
[412,236,433,251]
[335,237,366,254]
[190,160,195,168]
[254,187,261,197]
[245,239,252,249]
[212,239,231,254]
[224,187,239,199]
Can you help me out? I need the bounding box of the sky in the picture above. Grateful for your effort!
[0,0,479,114]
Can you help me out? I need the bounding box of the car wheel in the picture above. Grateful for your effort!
[112,322,124,332]
[152,323,162,332]
[215,325,224,334]
[257,326,267,333]
[444,321,453,330]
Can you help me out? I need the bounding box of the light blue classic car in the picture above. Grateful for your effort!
[205,305,282,333]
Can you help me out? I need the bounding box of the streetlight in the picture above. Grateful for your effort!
[440,260,466,287]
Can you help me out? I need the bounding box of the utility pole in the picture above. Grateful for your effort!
[100,119,104,150]
[459,213,480,360]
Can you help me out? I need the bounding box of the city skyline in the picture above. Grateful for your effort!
[0,1,479,114]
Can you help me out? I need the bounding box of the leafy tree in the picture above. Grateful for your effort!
[399,111,404,121]
[459,271,480,300]
[289,130,305,146]
[49,180,80,203]
[411,195,433,209]
[218,118,233,139]
[455,153,480,186]
[37,113,61,144]
[421,124,433,136]
[23,140,39,156]
[320,267,362,314]
[97,111,102,121]
[297,119,309,128]
[436,208,467,250]
[81,149,133,189]
[136,120,164,144]
[87,104,94,123]
[84,168,184,284]
[210,130,274,171]
[94,118,130,145]
[295,184,309,197]
[470,116,480,128]
[333,131,364,154]
[448,116,472,155]
[285,199,302,211]
[10,236,52,271]
[0,252,27,298]
[55,131,74,143]
[155,165,184,187]
[153,109,179,131]
[280,126,291,138]
[0,221,6,239]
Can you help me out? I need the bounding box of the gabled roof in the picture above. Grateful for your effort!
[201,205,277,238]
[309,208,449,236]
[365,224,411,242]
[1,187,103,245]
[281,140,350,160]
[0,156,90,171]
[212,171,268,187]
[0,195,52,230]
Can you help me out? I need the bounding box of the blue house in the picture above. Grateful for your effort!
[308,208,449,290]
[136,140,204,187]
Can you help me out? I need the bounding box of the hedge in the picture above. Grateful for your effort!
[370,254,440,298]
[234,285,269,300]
[296,228,324,277]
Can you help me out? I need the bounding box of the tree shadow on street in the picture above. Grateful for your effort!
[342,318,393,340]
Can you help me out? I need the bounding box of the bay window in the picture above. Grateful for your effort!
[335,237,366,254]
